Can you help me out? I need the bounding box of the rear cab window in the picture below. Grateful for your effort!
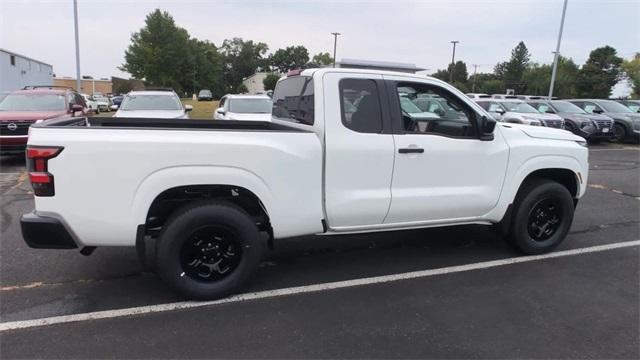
[272,76,314,125]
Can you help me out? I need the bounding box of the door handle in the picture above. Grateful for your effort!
[398,148,424,154]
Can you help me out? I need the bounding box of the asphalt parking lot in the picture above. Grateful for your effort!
[0,143,638,358]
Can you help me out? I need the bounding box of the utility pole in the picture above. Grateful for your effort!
[549,0,568,99]
[331,32,341,68]
[472,64,478,92]
[73,0,81,92]
[449,40,459,83]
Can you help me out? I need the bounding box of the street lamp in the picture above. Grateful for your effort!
[549,0,569,98]
[331,32,341,68]
[449,40,459,83]
[73,0,81,92]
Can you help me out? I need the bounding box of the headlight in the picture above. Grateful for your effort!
[580,120,594,129]
[523,116,542,126]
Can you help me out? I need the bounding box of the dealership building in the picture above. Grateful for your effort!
[0,48,54,93]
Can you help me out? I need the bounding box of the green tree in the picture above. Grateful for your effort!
[622,53,640,98]
[522,56,579,97]
[236,83,249,93]
[576,46,623,98]
[431,69,449,82]
[479,79,505,94]
[263,73,280,91]
[120,9,192,93]
[269,46,309,73]
[188,39,224,97]
[221,38,269,93]
[496,41,531,93]
[306,52,333,67]
[431,61,468,84]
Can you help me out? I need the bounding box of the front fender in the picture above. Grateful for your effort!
[484,154,586,222]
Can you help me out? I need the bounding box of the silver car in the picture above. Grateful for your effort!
[476,99,565,128]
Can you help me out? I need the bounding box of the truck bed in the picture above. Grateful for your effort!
[36,116,310,132]
[27,116,324,246]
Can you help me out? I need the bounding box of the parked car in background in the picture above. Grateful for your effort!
[491,94,519,99]
[114,90,192,119]
[215,94,272,121]
[197,89,213,101]
[516,95,548,100]
[110,95,124,110]
[567,99,640,142]
[527,100,613,142]
[465,93,491,100]
[21,67,588,299]
[81,94,100,114]
[616,99,640,113]
[475,99,564,128]
[92,94,111,112]
[0,86,87,153]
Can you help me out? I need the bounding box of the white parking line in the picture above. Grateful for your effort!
[1,240,638,332]
[590,147,639,151]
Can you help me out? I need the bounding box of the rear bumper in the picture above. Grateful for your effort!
[20,212,78,249]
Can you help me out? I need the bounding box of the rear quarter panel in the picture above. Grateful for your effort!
[29,127,324,246]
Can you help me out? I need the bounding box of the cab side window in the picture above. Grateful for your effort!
[396,83,475,138]
[340,79,382,134]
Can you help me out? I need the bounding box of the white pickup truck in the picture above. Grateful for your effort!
[21,68,588,299]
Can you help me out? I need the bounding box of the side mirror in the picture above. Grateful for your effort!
[592,108,603,114]
[545,109,555,114]
[184,104,193,112]
[70,104,83,114]
[494,108,505,115]
[110,104,119,111]
[480,116,496,141]
[215,108,225,115]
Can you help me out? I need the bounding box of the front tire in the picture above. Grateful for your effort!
[156,201,264,300]
[507,179,574,254]
[611,124,626,142]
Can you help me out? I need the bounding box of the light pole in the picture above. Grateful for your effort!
[331,32,341,68]
[549,0,568,99]
[471,64,478,92]
[449,40,459,83]
[73,0,81,92]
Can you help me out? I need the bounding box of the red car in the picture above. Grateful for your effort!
[0,86,89,154]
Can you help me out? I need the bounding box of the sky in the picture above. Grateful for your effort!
[1,0,638,80]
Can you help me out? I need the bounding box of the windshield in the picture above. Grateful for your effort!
[624,102,640,112]
[228,99,272,114]
[199,90,212,96]
[0,93,67,111]
[499,101,539,114]
[550,101,586,113]
[400,97,423,114]
[600,101,633,113]
[120,95,183,111]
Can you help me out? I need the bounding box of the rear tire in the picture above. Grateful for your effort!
[156,201,264,300]
[507,178,574,254]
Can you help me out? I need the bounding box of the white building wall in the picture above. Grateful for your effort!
[242,72,269,94]
[1,49,53,93]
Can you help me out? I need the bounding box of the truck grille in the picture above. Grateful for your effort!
[0,121,31,136]
[543,119,563,128]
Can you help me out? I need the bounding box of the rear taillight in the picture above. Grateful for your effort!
[26,146,63,197]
